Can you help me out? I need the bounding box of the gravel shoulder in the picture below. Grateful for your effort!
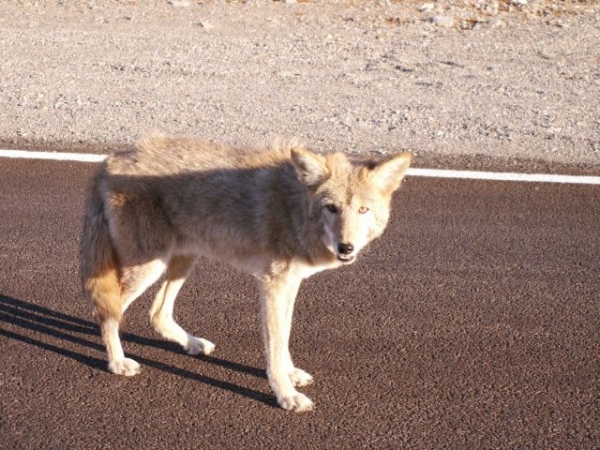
[1,1,599,171]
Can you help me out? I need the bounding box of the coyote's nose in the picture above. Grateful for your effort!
[337,243,354,255]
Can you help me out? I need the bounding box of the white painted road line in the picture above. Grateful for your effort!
[0,149,106,163]
[1,149,600,185]
[408,168,600,185]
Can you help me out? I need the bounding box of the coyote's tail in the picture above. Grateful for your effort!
[80,174,122,323]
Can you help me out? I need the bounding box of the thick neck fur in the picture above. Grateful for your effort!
[249,154,334,264]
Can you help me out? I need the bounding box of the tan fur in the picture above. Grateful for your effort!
[80,135,411,411]
[80,173,122,323]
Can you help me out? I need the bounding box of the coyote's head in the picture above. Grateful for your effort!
[291,148,411,264]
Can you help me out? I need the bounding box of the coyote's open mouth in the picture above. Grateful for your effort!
[337,254,355,263]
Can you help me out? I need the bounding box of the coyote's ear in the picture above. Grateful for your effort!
[368,152,412,194]
[291,148,331,189]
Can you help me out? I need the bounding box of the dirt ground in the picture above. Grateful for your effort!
[1,0,599,170]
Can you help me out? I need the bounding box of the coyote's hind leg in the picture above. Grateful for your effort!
[150,254,215,356]
[104,259,167,376]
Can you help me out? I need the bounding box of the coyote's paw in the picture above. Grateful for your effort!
[185,336,216,356]
[289,368,314,387]
[108,358,141,377]
[277,392,315,413]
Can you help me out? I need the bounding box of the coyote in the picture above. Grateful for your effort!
[80,135,411,412]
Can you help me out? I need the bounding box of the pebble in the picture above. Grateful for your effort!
[430,15,454,28]
[420,3,435,13]
[395,65,415,73]
[195,21,215,30]
[489,18,507,28]
[167,0,190,7]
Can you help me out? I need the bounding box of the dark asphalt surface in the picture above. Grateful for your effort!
[1,159,599,449]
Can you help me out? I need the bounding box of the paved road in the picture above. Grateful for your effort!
[1,158,599,449]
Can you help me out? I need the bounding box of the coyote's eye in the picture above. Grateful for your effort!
[358,206,369,214]
[325,204,338,214]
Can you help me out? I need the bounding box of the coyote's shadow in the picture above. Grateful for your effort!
[0,294,275,407]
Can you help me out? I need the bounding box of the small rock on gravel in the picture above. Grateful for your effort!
[489,18,507,28]
[420,3,435,13]
[430,15,454,28]
[167,0,191,7]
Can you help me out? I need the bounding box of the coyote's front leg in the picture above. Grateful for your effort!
[280,276,314,388]
[260,272,314,412]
